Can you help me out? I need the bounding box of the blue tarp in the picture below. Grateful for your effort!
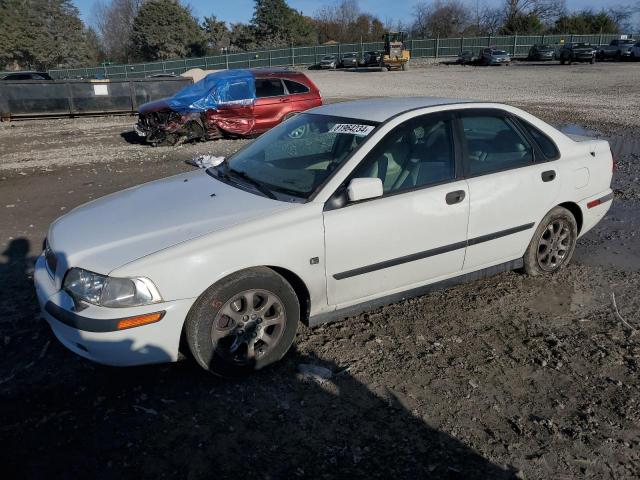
[167,70,256,113]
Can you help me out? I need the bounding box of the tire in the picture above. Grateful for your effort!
[560,58,565,65]
[522,206,578,276]
[186,267,300,377]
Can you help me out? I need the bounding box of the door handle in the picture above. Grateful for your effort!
[445,190,466,205]
[541,170,556,182]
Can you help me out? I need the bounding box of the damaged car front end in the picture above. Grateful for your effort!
[135,70,257,146]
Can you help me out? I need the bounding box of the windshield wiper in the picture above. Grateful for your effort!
[227,168,277,200]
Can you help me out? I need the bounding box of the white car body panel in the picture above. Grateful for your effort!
[35,97,614,366]
[48,170,294,284]
[324,180,469,305]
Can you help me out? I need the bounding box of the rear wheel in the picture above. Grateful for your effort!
[186,267,300,377]
[523,207,578,276]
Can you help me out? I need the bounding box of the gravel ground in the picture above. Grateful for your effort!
[1,62,639,479]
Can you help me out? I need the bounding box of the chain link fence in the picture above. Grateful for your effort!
[5,33,634,80]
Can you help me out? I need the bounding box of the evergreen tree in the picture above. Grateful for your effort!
[0,0,96,70]
[251,0,316,47]
[201,15,230,53]
[130,0,204,61]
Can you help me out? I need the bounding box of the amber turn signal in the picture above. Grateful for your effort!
[116,312,164,330]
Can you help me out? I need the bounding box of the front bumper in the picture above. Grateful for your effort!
[34,255,194,366]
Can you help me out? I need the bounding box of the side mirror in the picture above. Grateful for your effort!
[347,178,383,202]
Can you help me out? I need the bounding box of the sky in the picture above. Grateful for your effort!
[73,0,635,28]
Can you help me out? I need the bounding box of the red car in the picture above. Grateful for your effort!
[135,68,322,146]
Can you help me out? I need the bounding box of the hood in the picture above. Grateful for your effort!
[138,98,170,114]
[48,170,294,275]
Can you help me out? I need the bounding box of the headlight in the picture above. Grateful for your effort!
[63,268,162,308]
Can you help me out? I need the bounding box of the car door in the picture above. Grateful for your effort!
[457,109,561,271]
[282,78,318,114]
[253,77,288,132]
[323,112,470,306]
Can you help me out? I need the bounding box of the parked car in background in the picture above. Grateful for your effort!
[632,41,640,60]
[480,48,511,65]
[361,51,382,67]
[597,39,635,61]
[559,43,596,64]
[527,44,555,61]
[457,50,476,64]
[135,69,322,146]
[36,97,614,376]
[319,55,338,69]
[340,52,359,68]
[2,71,53,80]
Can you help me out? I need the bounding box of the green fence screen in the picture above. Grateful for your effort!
[36,33,638,80]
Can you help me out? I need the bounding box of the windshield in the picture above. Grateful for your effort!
[492,50,508,55]
[322,56,335,60]
[218,113,378,200]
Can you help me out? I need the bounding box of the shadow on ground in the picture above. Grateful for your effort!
[0,237,514,479]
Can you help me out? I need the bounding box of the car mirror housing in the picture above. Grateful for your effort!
[347,178,383,202]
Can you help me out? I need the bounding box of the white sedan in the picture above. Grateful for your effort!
[35,97,614,376]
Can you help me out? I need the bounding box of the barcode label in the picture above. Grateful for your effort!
[329,124,375,136]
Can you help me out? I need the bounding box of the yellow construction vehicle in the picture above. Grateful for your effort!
[381,32,410,71]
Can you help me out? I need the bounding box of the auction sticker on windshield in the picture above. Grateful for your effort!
[329,124,375,136]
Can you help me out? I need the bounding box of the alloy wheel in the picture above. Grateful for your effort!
[211,289,286,365]
[536,219,572,272]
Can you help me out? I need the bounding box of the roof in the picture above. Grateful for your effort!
[308,97,477,123]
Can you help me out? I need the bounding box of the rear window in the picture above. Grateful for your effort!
[284,79,310,94]
[255,78,284,97]
[518,120,560,160]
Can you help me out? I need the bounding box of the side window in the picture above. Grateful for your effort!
[283,79,310,94]
[518,120,560,160]
[352,115,455,194]
[461,114,533,175]
[255,78,285,98]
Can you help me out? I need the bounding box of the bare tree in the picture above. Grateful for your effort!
[504,0,565,25]
[93,0,143,63]
[314,0,387,43]
[411,0,470,38]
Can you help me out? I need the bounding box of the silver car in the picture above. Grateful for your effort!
[340,52,359,68]
[319,55,338,69]
[480,48,511,66]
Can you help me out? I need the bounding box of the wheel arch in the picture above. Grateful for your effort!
[558,201,583,234]
[178,264,313,359]
[267,265,311,326]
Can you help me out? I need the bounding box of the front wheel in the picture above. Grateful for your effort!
[186,267,300,377]
[523,207,578,276]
